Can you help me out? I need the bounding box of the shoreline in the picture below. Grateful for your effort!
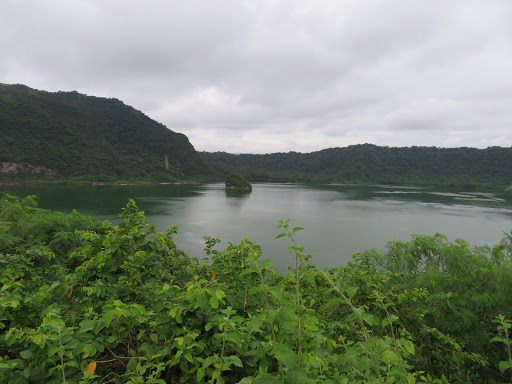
[0,180,202,187]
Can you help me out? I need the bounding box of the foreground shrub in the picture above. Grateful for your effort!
[0,195,511,383]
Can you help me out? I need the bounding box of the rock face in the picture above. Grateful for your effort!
[225,172,252,192]
[1,162,57,176]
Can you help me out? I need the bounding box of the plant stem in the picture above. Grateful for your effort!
[59,333,66,383]
[216,321,228,384]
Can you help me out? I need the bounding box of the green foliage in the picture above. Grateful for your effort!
[224,173,252,191]
[203,144,512,188]
[1,195,511,383]
[0,83,218,183]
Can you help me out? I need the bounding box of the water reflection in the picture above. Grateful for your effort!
[2,182,511,271]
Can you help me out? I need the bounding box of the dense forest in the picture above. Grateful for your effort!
[1,83,512,188]
[0,194,511,383]
[203,145,512,189]
[0,84,216,183]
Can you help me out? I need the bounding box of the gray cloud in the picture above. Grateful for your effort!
[1,0,511,153]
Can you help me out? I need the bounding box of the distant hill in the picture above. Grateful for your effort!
[203,144,512,188]
[0,83,215,182]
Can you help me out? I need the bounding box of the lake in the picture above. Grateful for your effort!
[2,183,511,271]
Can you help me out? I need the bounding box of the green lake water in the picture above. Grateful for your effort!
[2,183,511,271]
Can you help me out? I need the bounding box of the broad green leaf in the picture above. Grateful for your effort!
[5,329,17,347]
[499,360,512,373]
[286,367,308,384]
[236,377,255,384]
[80,319,96,333]
[403,340,415,355]
[196,293,208,309]
[346,286,358,299]
[273,346,298,368]
[268,286,284,304]
[292,227,304,233]
[184,352,193,363]
[253,373,279,384]
[19,350,32,359]
[104,309,115,328]
[229,355,243,367]
[226,331,241,347]
[361,313,375,326]
[215,290,225,300]
[247,317,264,334]
[126,358,137,373]
[210,296,219,309]
[279,304,296,321]
[275,233,287,239]
[197,367,205,381]
[240,267,255,276]
[490,336,506,343]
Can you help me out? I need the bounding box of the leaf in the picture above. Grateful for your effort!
[150,333,159,344]
[286,367,308,384]
[275,232,287,239]
[346,286,358,299]
[197,367,205,381]
[499,360,512,373]
[292,227,304,233]
[361,313,375,326]
[247,317,264,334]
[86,361,97,374]
[20,349,32,359]
[229,355,243,367]
[215,290,225,300]
[5,329,18,347]
[273,346,298,368]
[196,293,208,309]
[253,373,278,384]
[226,331,241,347]
[268,286,284,304]
[126,358,137,373]
[236,377,255,384]
[66,285,73,298]
[279,303,296,321]
[210,296,219,309]
[104,309,115,328]
[403,340,415,355]
[240,267,255,276]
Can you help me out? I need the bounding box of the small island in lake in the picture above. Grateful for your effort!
[225,172,252,192]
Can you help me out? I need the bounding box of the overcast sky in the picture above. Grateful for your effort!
[1,1,511,154]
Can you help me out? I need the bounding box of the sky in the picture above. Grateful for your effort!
[1,1,512,154]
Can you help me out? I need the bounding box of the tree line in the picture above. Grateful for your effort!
[203,144,512,188]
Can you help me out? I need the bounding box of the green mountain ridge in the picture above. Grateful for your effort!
[0,83,214,182]
[1,83,511,188]
[203,144,512,188]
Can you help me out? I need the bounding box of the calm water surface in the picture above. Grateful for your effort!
[2,183,512,271]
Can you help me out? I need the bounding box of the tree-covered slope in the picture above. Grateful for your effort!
[203,144,512,188]
[0,83,215,182]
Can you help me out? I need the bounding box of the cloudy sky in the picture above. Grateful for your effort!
[1,1,511,153]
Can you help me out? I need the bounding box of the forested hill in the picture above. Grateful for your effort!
[0,83,215,182]
[203,144,512,188]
